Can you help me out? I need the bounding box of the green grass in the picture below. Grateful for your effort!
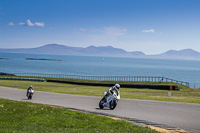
[0,98,157,133]
[0,79,200,104]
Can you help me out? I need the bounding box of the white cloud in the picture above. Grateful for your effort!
[74,26,128,48]
[104,27,127,36]
[8,22,15,26]
[79,28,86,31]
[142,29,155,33]
[26,19,34,26]
[19,19,44,27]
[78,26,127,38]
[35,22,45,27]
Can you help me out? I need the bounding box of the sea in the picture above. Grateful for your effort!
[0,52,200,88]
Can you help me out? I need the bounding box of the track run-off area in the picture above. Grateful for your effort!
[1,86,200,132]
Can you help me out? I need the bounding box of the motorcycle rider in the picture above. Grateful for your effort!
[105,84,120,102]
[27,85,34,96]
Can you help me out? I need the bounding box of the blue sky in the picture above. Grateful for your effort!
[0,0,200,54]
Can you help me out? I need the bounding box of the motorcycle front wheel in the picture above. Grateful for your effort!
[110,100,117,110]
[99,98,105,109]
[28,94,32,100]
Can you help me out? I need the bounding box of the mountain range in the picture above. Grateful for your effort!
[0,44,200,60]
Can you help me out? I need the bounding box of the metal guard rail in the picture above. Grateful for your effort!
[7,73,189,87]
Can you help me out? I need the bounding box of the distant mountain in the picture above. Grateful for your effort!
[0,44,200,60]
[162,49,200,56]
[0,44,145,58]
[79,45,129,56]
[151,49,200,60]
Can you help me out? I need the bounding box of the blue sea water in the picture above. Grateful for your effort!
[0,53,200,87]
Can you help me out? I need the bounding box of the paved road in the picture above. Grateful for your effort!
[1,86,200,132]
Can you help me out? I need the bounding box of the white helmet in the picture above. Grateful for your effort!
[114,84,120,90]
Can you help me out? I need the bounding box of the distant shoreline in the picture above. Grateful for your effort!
[1,44,200,60]
[25,58,63,61]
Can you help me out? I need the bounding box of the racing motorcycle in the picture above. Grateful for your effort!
[99,90,120,110]
[27,89,34,100]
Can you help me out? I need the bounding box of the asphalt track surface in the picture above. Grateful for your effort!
[1,86,200,132]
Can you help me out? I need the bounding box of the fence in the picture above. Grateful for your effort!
[189,83,200,89]
[8,73,190,87]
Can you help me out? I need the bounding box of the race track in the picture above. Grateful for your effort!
[0,86,200,132]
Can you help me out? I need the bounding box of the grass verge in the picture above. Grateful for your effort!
[0,98,157,133]
[0,79,200,104]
